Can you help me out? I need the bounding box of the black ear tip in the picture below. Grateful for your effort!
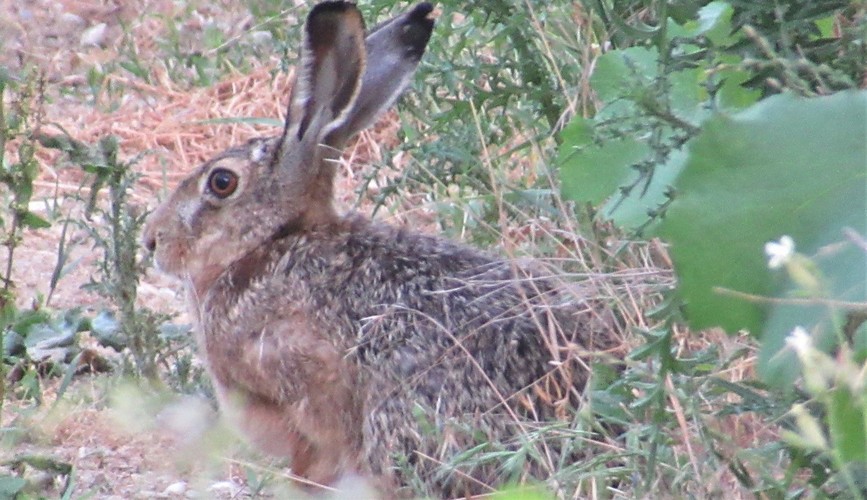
[309,1,358,16]
[410,3,435,19]
[408,3,436,30]
[307,1,361,30]
[306,1,366,47]
[401,3,436,58]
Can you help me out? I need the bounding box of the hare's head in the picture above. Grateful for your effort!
[143,2,433,287]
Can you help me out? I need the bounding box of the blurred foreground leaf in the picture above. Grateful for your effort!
[653,91,867,384]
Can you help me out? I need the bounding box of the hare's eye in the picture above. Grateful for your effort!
[207,168,239,198]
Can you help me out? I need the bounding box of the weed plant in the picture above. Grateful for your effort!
[36,131,201,390]
[0,70,50,411]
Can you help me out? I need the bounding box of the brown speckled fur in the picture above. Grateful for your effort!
[143,2,619,497]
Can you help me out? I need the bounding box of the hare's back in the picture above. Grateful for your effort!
[212,218,595,397]
[311,222,602,495]
[283,220,586,397]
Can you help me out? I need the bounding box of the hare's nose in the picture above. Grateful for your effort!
[142,227,158,252]
[143,233,156,252]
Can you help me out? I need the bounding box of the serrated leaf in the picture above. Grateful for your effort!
[591,47,658,106]
[598,148,688,229]
[11,309,51,335]
[590,390,631,424]
[159,322,192,340]
[3,330,24,357]
[708,379,776,415]
[22,317,77,350]
[559,118,649,207]
[717,60,762,110]
[90,310,125,350]
[690,1,735,45]
[561,49,715,230]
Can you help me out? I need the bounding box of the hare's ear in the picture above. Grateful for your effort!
[324,3,435,149]
[277,1,366,170]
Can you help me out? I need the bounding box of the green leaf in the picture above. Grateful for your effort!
[20,210,50,229]
[3,331,24,357]
[0,474,26,497]
[688,1,735,45]
[828,385,867,464]
[17,368,42,402]
[716,56,762,110]
[654,91,867,382]
[590,47,657,106]
[10,454,73,475]
[597,148,687,229]
[158,322,192,340]
[90,310,125,350]
[558,118,650,207]
[628,328,671,361]
[814,16,837,38]
[10,308,52,336]
[119,60,148,80]
[203,25,225,50]
[561,48,718,230]
[667,67,711,119]
[492,485,551,500]
[54,351,84,410]
[22,315,78,349]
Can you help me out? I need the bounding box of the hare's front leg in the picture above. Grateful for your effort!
[205,317,364,485]
[215,389,318,474]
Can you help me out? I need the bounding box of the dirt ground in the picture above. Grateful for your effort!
[0,0,420,497]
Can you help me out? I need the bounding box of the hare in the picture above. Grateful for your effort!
[143,1,620,497]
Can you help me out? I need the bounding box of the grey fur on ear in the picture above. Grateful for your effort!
[278,1,366,169]
[324,2,435,149]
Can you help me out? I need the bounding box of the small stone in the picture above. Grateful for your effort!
[248,30,273,46]
[59,12,85,30]
[80,23,107,47]
[162,481,187,496]
[207,481,238,494]
[329,475,379,499]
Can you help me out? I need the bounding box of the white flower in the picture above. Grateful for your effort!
[765,235,795,269]
[785,326,812,357]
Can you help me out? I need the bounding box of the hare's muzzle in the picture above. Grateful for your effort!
[142,203,169,254]
[142,221,158,252]
[142,232,156,252]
